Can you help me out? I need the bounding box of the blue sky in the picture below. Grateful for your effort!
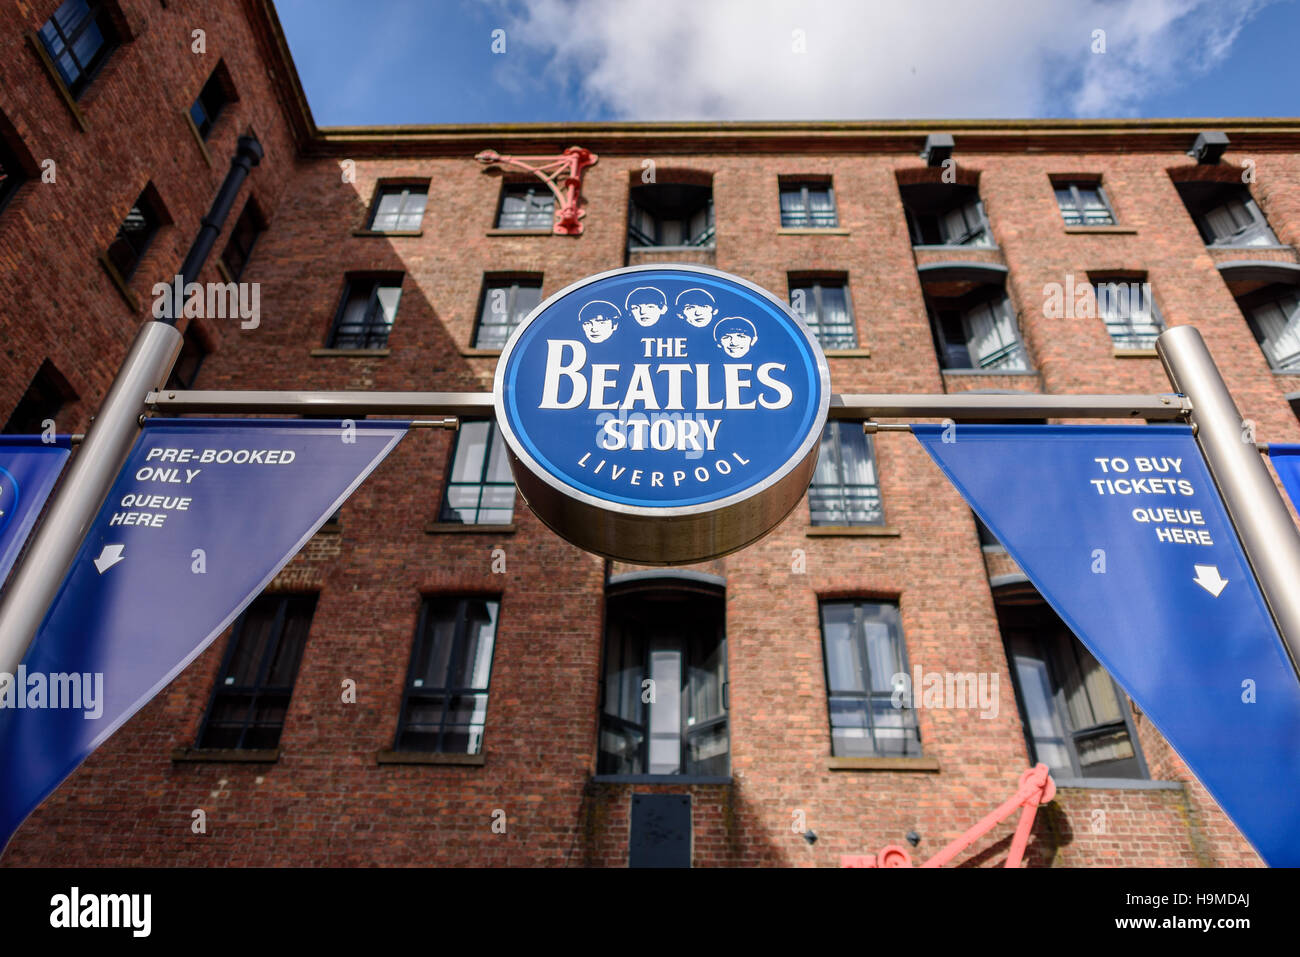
[275,0,1299,126]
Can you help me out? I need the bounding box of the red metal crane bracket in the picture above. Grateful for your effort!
[842,764,1056,868]
[475,146,598,235]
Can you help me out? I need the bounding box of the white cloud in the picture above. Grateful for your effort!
[496,0,1272,119]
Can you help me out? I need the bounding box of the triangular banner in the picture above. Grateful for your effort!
[1267,444,1300,517]
[0,419,407,852]
[915,423,1300,867]
[0,436,71,589]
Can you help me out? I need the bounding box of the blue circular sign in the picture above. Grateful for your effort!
[494,265,830,564]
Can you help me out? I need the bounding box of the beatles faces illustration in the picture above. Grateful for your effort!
[578,299,619,343]
[625,286,668,327]
[675,288,717,327]
[713,316,757,358]
[577,285,756,357]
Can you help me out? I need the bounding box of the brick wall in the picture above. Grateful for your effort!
[1,2,1295,869]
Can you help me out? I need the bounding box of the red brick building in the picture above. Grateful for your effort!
[3,0,1299,867]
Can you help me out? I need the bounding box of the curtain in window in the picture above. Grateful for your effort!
[817,285,853,347]
[963,299,1027,370]
[942,199,991,246]
[808,188,836,226]
[1095,282,1163,347]
[1008,636,1073,777]
[779,189,805,223]
[1250,294,1300,370]
[1205,196,1277,246]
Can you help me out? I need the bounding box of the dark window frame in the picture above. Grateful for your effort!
[597,586,729,777]
[788,277,857,349]
[1001,595,1149,781]
[1238,283,1300,372]
[926,286,1029,371]
[367,182,428,232]
[196,593,316,751]
[438,419,516,525]
[808,420,884,526]
[105,185,164,282]
[325,274,403,350]
[779,180,838,228]
[394,596,502,754]
[819,599,921,758]
[2,359,77,435]
[1091,276,1164,349]
[164,325,208,391]
[901,183,993,247]
[38,0,120,101]
[219,199,264,282]
[189,64,232,141]
[1053,179,1116,227]
[627,183,715,249]
[1176,181,1279,248]
[0,133,29,215]
[472,276,543,350]
[495,182,554,230]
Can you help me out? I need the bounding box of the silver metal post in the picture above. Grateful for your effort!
[1157,324,1300,675]
[0,321,182,670]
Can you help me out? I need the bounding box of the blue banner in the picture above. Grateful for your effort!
[0,436,71,589]
[916,424,1300,867]
[0,419,407,852]
[1267,444,1300,517]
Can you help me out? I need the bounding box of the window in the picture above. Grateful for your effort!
[809,421,883,526]
[395,597,500,753]
[0,133,27,214]
[821,600,920,757]
[598,587,728,776]
[1054,180,1115,226]
[1241,286,1300,371]
[38,0,119,100]
[105,187,162,281]
[628,183,714,248]
[496,183,554,230]
[999,590,1146,780]
[780,180,837,228]
[189,67,229,140]
[473,277,542,349]
[368,184,427,232]
[900,183,992,247]
[789,279,856,349]
[327,275,402,349]
[928,290,1029,371]
[165,326,207,391]
[1175,182,1279,247]
[3,360,76,435]
[439,420,515,525]
[219,200,263,281]
[197,594,315,750]
[1093,278,1164,349]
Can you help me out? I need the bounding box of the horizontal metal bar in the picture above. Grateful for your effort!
[147,389,1193,421]
[147,390,494,416]
[830,393,1192,420]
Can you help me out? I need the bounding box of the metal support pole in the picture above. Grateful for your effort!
[146,389,1189,421]
[0,321,182,673]
[1157,324,1300,674]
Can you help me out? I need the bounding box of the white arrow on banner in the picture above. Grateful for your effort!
[1192,564,1228,597]
[92,544,125,574]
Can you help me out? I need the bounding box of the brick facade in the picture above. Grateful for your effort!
[2,0,1297,867]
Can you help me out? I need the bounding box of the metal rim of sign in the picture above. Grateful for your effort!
[492,263,831,565]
